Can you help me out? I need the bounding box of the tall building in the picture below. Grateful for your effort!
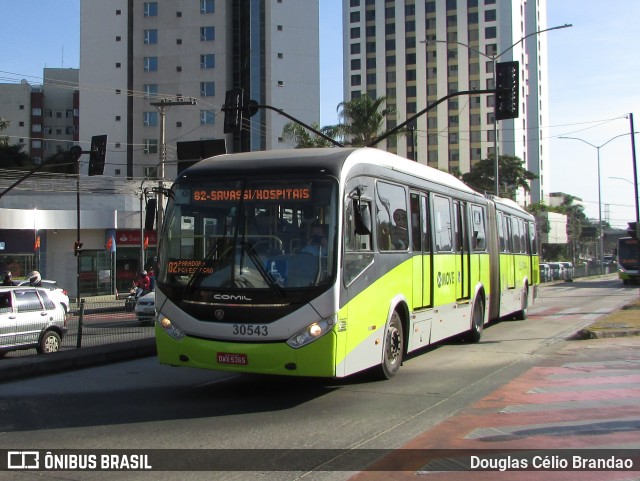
[0,69,78,165]
[79,0,320,180]
[342,0,550,205]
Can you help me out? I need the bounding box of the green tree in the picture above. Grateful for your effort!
[334,94,397,147]
[282,122,335,148]
[462,154,537,199]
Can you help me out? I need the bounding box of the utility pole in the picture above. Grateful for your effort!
[150,98,196,232]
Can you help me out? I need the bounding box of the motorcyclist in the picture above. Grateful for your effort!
[132,270,151,298]
[28,271,42,287]
[2,271,13,286]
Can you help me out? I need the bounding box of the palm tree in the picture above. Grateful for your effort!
[282,122,335,148]
[334,94,396,147]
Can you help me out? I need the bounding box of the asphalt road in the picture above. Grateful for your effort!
[0,276,638,481]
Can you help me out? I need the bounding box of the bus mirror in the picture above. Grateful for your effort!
[354,200,371,235]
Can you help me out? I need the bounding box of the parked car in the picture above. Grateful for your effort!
[0,286,68,357]
[17,279,70,313]
[539,263,550,282]
[559,261,574,281]
[547,262,561,281]
[135,290,155,325]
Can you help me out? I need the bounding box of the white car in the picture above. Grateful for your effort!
[135,291,155,325]
[0,286,68,357]
[17,280,70,313]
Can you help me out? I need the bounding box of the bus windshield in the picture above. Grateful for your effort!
[158,178,338,291]
[618,238,640,270]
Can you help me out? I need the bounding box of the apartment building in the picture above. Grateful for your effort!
[343,0,550,204]
[79,0,320,180]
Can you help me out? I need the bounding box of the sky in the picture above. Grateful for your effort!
[1,0,638,229]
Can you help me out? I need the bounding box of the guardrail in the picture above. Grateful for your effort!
[4,298,154,359]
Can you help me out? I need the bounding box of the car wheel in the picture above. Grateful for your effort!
[37,331,61,354]
[379,311,403,379]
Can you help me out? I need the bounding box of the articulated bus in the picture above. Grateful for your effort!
[155,148,538,379]
[617,237,639,284]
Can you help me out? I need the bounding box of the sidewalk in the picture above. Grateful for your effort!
[349,295,640,480]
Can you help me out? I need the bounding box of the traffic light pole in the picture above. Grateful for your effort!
[367,89,495,148]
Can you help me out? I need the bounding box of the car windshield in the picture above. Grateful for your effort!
[158,178,338,291]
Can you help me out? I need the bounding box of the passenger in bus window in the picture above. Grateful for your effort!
[391,209,409,249]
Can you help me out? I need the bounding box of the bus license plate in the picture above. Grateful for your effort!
[217,352,248,365]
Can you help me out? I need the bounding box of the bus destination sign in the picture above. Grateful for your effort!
[192,185,311,203]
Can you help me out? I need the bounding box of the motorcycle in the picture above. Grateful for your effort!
[124,287,143,311]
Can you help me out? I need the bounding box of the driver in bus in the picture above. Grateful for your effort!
[301,224,328,256]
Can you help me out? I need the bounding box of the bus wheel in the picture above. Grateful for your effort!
[514,287,528,320]
[466,297,485,343]
[380,311,403,379]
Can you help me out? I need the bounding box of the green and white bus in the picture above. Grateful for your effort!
[155,148,539,379]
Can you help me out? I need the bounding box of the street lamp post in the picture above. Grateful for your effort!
[430,24,572,196]
[559,132,635,274]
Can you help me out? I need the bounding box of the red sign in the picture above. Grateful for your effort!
[116,230,157,246]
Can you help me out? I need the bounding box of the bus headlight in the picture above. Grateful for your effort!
[159,316,185,340]
[286,316,335,349]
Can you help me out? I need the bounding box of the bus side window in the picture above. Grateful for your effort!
[471,205,487,251]
[497,211,505,252]
[410,193,422,252]
[529,221,538,255]
[433,195,453,252]
[345,199,374,285]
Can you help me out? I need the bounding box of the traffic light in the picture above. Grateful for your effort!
[495,61,519,120]
[88,135,107,176]
[223,88,244,134]
[74,241,83,256]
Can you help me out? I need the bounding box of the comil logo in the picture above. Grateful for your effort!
[8,451,39,469]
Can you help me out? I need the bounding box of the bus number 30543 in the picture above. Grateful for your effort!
[232,324,269,336]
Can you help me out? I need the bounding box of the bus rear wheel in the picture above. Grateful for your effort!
[514,286,529,320]
[380,311,403,379]
[466,297,485,343]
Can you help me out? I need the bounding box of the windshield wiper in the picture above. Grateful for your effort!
[241,241,285,298]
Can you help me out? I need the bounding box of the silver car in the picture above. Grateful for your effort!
[135,291,155,326]
[0,286,68,357]
[17,279,70,313]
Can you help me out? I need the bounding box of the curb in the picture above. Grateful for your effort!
[0,339,156,384]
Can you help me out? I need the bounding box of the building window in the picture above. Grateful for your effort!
[144,84,158,98]
[351,75,362,86]
[200,54,215,69]
[350,27,360,39]
[200,82,215,96]
[144,29,158,44]
[144,2,158,17]
[144,139,158,154]
[200,0,214,14]
[144,57,158,72]
[350,43,361,54]
[485,9,496,21]
[200,110,215,125]
[116,36,121,41]
[32,108,42,116]
[32,124,42,133]
[350,11,360,22]
[200,26,215,41]
[277,80,284,87]
[485,26,497,39]
[143,111,158,127]
[351,58,361,70]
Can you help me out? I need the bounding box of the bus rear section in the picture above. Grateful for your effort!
[617,237,640,284]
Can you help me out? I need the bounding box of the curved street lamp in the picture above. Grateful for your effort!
[428,23,573,196]
[559,132,635,274]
